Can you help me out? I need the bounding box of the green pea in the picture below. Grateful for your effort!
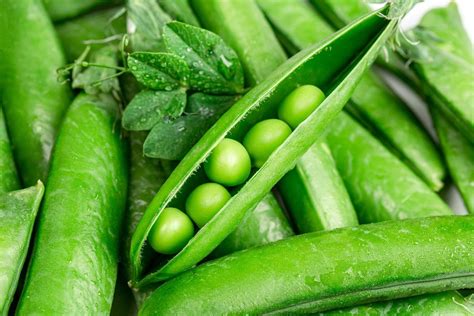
[204,138,251,186]
[186,183,231,227]
[278,85,325,129]
[243,119,292,168]
[148,207,195,255]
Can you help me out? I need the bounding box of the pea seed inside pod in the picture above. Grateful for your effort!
[186,183,231,227]
[278,85,325,129]
[204,138,251,186]
[243,119,292,168]
[148,207,195,255]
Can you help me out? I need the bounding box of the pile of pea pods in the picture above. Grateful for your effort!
[0,0,472,315]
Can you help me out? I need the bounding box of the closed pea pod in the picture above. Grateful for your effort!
[0,108,19,193]
[130,5,401,286]
[42,0,122,22]
[139,216,474,315]
[17,94,127,315]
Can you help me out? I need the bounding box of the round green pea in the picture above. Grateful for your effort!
[204,138,251,186]
[148,207,195,255]
[243,119,292,168]
[185,183,231,227]
[278,85,325,129]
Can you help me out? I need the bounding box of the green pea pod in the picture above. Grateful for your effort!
[433,109,474,214]
[130,5,401,287]
[0,107,19,193]
[17,94,127,315]
[212,193,294,257]
[56,7,126,62]
[158,0,200,26]
[0,183,44,315]
[190,0,287,87]
[324,291,474,315]
[193,0,356,236]
[139,215,474,315]
[278,142,357,233]
[0,0,71,186]
[191,0,295,254]
[258,0,445,191]
[43,0,122,22]
[327,112,451,223]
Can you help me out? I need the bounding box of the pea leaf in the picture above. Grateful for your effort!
[143,93,238,160]
[163,21,244,94]
[122,89,187,131]
[128,52,190,90]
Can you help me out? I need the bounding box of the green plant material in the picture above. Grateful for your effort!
[43,0,122,22]
[327,112,451,223]
[158,0,200,26]
[191,0,287,87]
[130,6,401,286]
[402,4,474,142]
[0,183,44,315]
[0,107,19,193]
[55,7,126,62]
[0,0,71,186]
[258,0,445,191]
[127,0,171,52]
[17,94,127,315]
[123,90,187,131]
[433,109,474,214]
[212,193,294,258]
[143,94,237,160]
[279,142,358,233]
[163,22,244,94]
[139,216,474,314]
[323,291,474,315]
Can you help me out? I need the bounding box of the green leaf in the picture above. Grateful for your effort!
[128,52,190,90]
[128,0,171,51]
[144,93,238,160]
[163,21,244,94]
[72,46,121,96]
[122,89,187,131]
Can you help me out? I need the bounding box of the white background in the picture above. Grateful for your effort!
[371,0,473,214]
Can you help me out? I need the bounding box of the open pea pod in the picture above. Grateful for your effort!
[0,183,44,315]
[130,5,401,286]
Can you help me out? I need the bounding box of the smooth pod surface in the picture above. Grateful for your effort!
[43,0,122,21]
[0,108,19,193]
[0,183,44,315]
[17,94,127,315]
[139,216,474,315]
[0,0,71,186]
[130,5,400,286]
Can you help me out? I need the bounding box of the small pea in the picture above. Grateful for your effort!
[243,119,292,168]
[204,138,251,186]
[278,85,325,129]
[186,183,231,227]
[148,207,195,255]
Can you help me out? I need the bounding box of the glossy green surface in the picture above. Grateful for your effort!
[191,0,287,87]
[433,109,474,214]
[17,94,127,315]
[326,112,451,223]
[148,208,194,255]
[278,85,325,129]
[158,0,200,26]
[243,119,292,168]
[56,7,126,62]
[258,0,445,191]
[324,291,474,315]
[0,183,44,316]
[185,183,231,227]
[43,0,122,22]
[140,216,474,315]
[204,138,251,186]
[278,142,358,233]
[212,192,294,257]
[131,7,399,285]
[0,0,71,186]
[0,108,19,193]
